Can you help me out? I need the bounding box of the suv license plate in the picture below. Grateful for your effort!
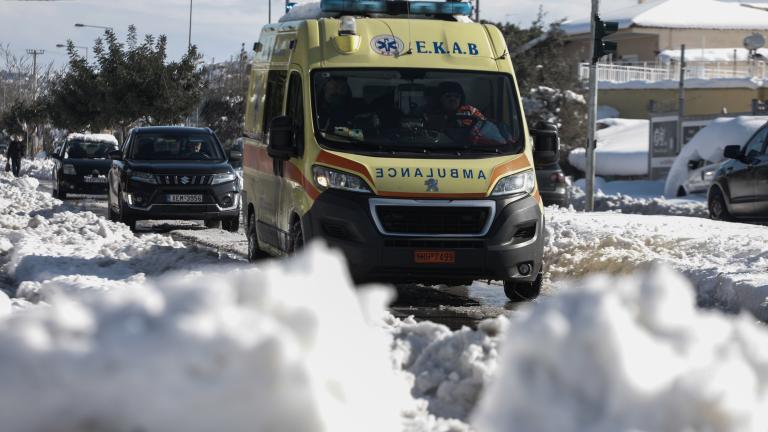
[167,194,203,203]
[83,176,107,183]
[415,250,455,264]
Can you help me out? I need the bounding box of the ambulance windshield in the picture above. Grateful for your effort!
[312,69,524,155]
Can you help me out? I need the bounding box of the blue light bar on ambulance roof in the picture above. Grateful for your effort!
[320,0,473,16]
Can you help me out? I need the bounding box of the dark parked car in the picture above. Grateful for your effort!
[52,134,118,199]
[535,163,571,207]
[531,122,570,207]
[708,122,768,221]
[107,127,242,232]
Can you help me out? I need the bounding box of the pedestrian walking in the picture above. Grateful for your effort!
[6,135,24,177]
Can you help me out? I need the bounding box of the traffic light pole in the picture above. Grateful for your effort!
[585,0,599,212]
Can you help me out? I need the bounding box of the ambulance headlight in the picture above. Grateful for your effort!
[491,169,535,197]
[313,165,371,193]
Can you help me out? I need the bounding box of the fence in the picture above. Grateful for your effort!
[579,61,768,83]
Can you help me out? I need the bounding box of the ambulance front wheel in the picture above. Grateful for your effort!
[503,273,542,302]
[247,212,268,262]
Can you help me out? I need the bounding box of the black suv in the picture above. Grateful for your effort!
[51,134,118,199]
[708,121,768,221]
[107,127,242,231]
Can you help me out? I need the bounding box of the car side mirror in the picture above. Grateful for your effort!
[108,150,123,161]
[532,122,560,165]
[51,153,62,160]
[687,160,699,170]
[723,145,742,161]
[267,116,297,161]
[229,150,243,162]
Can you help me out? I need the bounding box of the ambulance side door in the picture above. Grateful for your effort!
[277,69,306,250]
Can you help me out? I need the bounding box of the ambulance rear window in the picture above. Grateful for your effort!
[311,69,523,156]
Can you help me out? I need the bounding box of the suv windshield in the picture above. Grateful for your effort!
[64,140,117,159]
[312,69,524,155]
[130,134,224,161]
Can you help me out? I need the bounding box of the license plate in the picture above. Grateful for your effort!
[415,250,455,264]
[83,176,107,183]
[167,194,203,203]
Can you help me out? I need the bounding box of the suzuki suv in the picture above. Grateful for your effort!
[107,127,242,232]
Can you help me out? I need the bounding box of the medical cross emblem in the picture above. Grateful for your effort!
[425,179,439,192]
[371,35,403,56]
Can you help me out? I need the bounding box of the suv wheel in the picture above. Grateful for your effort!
[247,212,268,262]
[107,190,119,222]
[708,187,733,221]
[205,219,222,229]
[118,188,137,231]
[222,216,240,233]
[503,273,542,302]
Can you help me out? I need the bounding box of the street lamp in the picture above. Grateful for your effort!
[56,44,88,61]
[74,23,113,31]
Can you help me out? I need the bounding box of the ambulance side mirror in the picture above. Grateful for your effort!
[268,116,296,160]
[532,122,560,165]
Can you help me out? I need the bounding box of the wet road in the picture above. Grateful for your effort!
[38,180,528,329]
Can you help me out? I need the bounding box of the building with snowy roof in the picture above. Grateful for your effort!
[561,0,768,63]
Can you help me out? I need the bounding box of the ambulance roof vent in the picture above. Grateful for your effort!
[320,0,472,17]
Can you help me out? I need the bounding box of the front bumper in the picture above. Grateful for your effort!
[302,190,544,285]
[122,179,240,221]
[60,175,109,194]
[540,187,571,207]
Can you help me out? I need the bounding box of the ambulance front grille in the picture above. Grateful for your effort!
[369,199,496,237]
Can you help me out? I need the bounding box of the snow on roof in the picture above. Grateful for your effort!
[568,118,650,176]
[598,77,765,90]
[66,133,118,146]
[561,0,768,36]
[658,47,768,63]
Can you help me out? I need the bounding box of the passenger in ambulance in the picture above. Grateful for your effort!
[317,77,357,131]
[424,81,507,146]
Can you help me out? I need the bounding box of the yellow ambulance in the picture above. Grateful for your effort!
[241,0,557,300]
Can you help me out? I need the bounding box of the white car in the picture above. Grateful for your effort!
[677,160,720,196]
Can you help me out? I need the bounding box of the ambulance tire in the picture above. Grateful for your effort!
[503,273,542,302]
[290,218,304,255]
[247,212,268,262]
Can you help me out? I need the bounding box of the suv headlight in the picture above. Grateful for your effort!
[129,171,158,184]
[211,172,237,185]
[63,164,76,175]
[312,165,371,193]
[491,169,535,197]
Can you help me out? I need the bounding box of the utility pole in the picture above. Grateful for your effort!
[585,5,618,212]
[188,0,193,50]
[25,49,44,100]
[677,44,686,153]
[268,0,272,24]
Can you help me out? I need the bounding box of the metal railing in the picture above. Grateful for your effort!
[579,61,768,83]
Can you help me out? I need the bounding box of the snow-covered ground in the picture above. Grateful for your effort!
[2,162,768,430]
[570,177,708,217]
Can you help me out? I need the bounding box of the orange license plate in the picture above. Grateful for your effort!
[414,250,456,264]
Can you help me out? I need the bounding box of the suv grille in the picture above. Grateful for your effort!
[375,206,491,235]
[157,175,212,186]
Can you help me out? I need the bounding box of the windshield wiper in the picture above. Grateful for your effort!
[319,131,361,144]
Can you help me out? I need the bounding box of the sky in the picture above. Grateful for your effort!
[0,0,643,68]
[1,0,766,68]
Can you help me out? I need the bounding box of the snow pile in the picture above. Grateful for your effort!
[543,207,768,320]
[664,116,766,197]
[0,155,54,180]
[570,178,707,217]
[0,245,411,432]
[569,119,649,177]
[473,265,768,432]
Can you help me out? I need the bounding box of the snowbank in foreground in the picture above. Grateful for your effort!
[473,265,768,432]
[664,116,766,197]
[569,119,649,177]
[0,155,55,180]
[0,245,410,432]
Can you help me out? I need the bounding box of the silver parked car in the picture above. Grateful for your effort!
[676,160,720,196]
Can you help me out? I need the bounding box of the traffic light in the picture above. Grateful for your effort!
[593,15,619,63]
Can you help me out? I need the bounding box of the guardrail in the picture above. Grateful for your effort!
[579,62,768,83]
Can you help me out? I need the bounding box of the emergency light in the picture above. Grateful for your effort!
[320,0,472,16]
